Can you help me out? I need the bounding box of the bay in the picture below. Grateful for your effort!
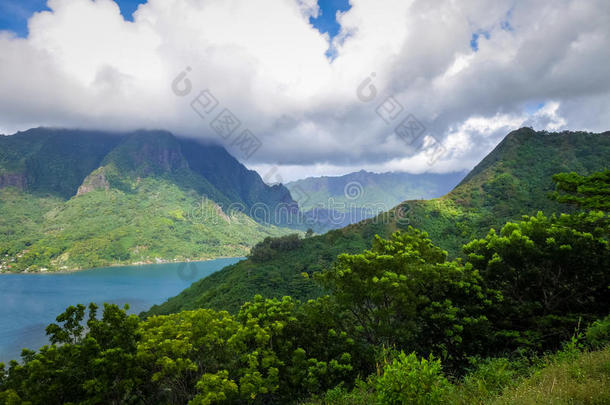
[0,257,241,364]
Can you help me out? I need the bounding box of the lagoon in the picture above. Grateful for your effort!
[0,257,241,364]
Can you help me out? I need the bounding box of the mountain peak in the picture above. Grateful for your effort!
[101,130,188,176]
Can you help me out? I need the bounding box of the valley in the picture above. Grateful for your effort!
[2,1,609,403]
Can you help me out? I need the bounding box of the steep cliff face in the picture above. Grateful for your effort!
[0,128,298,220]
[76,168,109,196]
[0,172,27,190]
[0,128,122,198]
[178,138,298,217]
[101,130,189,176]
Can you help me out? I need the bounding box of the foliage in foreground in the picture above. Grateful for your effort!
[315,229,495,369]
[0,296,359,405]
[304,343,610,405]
[375,351,451,405]
[550,169,610,211]
[465,211,610,351]
[2,209,609,404]
[1,168,609,403]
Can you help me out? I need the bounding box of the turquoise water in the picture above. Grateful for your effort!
[0,258,241,364]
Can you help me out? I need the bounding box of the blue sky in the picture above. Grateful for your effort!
[0,0,145,36]
[0,0,350,38]
[309,0,350,39]
[0,0,604,180]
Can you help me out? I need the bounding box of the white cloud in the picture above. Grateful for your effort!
[0,0,608,181]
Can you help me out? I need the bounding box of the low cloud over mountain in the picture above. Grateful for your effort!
[1,0,609,180]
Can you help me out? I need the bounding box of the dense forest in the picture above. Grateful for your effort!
[1,168,609,404]
[146,128,610,315]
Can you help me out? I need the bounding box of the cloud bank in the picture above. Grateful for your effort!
[0,0,609,181]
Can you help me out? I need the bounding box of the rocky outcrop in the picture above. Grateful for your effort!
[76,168,110,196]
[0,172,27,190]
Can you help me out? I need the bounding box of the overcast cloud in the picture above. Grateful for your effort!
[0,0,609,181]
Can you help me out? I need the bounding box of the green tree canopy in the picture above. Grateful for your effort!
[315,228,495,366]
[550,169,610,211]
[464,212,610,351]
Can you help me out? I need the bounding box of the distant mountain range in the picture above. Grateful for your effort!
[286,170,466,231]
[6,126,597,276]
[0,128,298,271]
[146,127,610,314]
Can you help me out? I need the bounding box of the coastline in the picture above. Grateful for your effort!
[0,256,245,275]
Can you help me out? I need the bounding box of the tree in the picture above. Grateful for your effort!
[237,295,356,399]
[316,228,494,367]
[464,212,610,351]
[137,308,243,403]
[1,304,142,405]
[249,234,303,263]
[550,169,610,211]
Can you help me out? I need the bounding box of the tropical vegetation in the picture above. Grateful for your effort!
[1,165,608,404]
[0,128,298,272]
[146,128,610,315]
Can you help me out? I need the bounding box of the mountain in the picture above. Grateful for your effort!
[0,128,297,272]
[145,127,610,314]
[286,170,466,231]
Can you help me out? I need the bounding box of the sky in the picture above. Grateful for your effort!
[0,0,608,182]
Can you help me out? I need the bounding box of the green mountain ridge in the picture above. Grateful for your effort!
[145,127,610,315]
[287,169,466,212]
[286,170,467,232]
[0,128,298,272]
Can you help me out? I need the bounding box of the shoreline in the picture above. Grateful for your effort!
[0,256,245,275]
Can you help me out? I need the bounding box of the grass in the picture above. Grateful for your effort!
[491,347,610,405]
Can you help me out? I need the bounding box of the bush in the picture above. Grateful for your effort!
[375,352,451,405]
[450,356,534,404]
[586,315,610,349]
[309,380,375,405]
[0,390,24,405]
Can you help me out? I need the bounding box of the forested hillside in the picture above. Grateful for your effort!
[146,128,610,315]
[0,128,297,272]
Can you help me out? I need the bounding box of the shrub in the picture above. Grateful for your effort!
[375,352,451,405]
[586,315,610,349]
[460,358,518,400]
[314,380,375,405]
